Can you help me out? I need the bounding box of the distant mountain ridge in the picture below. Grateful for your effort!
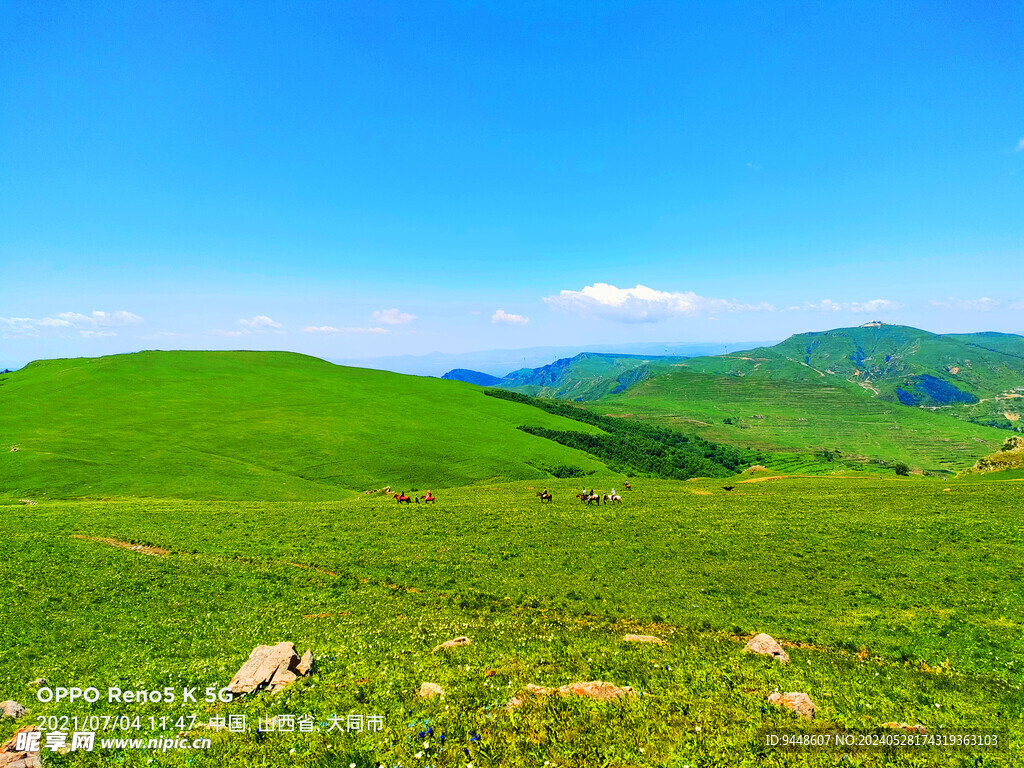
[441,369,502,386]
[342,340,774,377]
[465,324,1024,409]
[444,352,693,401]
[446,324,1023,472]
[677,323,1024,408]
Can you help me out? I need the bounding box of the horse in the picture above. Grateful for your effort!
[576,492,600,505]
[395,493,412,503]
[423,493,436,503]
[536,491,553,502]
[623,481,632,491]
[603,494,622,504]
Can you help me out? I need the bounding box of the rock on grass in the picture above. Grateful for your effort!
[0,702,26,720]
[228,642,314,697]
[418,682,444,699]
[768,692,817,719]
[0,727,42,768]
[744,633,790,663]
[432,636,471,652]
[624,633,666,646]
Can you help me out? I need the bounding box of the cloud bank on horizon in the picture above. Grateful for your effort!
[542,284,917,323]
[2,288,1021,354]
[544,283,774,323]
[0,311,144,339]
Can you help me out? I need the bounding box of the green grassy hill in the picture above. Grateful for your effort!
[459,326,1021,470]
[493,324,1020,472]
[594,367,1008,473]
[0,351,616,501]
[679,323,1024,411]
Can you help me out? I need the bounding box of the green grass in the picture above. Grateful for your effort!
[0,351,613,501]
[483,324,1023,472]
[3,350,1023,765]
[594,367,1008,473]
[2,476,1022,766]
[678,325,1024,405]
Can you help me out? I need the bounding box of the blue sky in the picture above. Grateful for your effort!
[2,0,1022,369]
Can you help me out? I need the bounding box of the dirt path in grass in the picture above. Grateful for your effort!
[71,535,169,556]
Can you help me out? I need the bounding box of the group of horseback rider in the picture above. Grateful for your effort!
[537,480,631,504]
[394,490,436,503]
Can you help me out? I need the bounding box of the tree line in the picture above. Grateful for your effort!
[484,388,759,480]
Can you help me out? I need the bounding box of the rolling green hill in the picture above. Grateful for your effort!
[466,324,1021,472]
[0,351,618,501]
[465,326,1024,415]
[678,323,1024,412]
[594,367,1008,473]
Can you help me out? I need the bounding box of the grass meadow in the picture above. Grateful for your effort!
[2,475,1021,766]
[0,352,609,501]
[597,370,1007,473]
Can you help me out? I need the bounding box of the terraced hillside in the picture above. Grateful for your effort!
[0,351,616,501]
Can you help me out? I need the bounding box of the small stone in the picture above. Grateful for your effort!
[624,634,666,646]
[432,636,471,653]
[418,683,444,699]
[768,691,817,720]
[0,702,26,720]
[296,650,315,676]
[744,633,790,663]
[0,726,42,768]
[27,680,45,688]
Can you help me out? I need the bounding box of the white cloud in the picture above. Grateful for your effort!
[930,297,1000,312]
[54,310,144,327]
[301,326,387,334]
[796,298,903,313]
[492,309,530,325]
[1016,138,1024,152]
[239,315,282,330]
[302,326,341,334]
[372,308,415,325]
[543,283,772,323]
[1009,299,1024,310]
[0,310,143,339]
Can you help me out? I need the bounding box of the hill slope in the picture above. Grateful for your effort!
[594,367,1007,473]
[465,352,692,401]
[0,351,613,500]
[680,323,1024,409]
